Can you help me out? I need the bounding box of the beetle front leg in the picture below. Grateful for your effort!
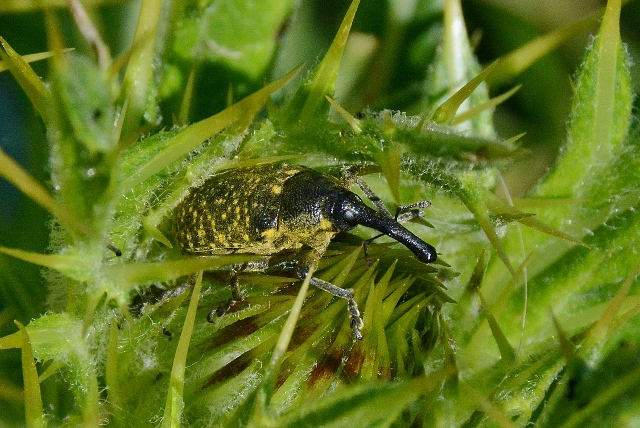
[353,175,433,222]
[352,176,394,218]
[394,200,431,221]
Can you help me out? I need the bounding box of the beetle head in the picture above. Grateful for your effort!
[330,191,437,264]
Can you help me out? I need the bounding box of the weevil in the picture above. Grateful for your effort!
[172,163,437,339]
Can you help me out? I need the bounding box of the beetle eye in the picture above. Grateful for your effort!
[341,202,360,227]
[343,205,355,221]
[329,192,365,231]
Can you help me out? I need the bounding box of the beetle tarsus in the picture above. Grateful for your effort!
[394,200,432,221]
[362,233,383,266]
[208,269,243,322]
[348,298,363,340]
[107,244,122,257]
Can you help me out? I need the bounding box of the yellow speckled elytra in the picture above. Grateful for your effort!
[173,163,437,339]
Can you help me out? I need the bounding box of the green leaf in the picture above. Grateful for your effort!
[543,342,640,428]
[1,0,640,426]
[120,0,162,139]
[162,0,297,121]
[50,53,117,154]
[431,61,499,124]
[279,0,361,124]
[536,0,632,202]
[426,0,493,136]
[119,65,301,193]
[162,271,202,428]
[0,148,89,236]
[276,378,435,427]
[0,37,48,117]
[15,321,44,428]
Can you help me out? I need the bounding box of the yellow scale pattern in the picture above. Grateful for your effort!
[173,163,305,255]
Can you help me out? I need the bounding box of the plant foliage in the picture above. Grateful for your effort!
[0,0,638,426]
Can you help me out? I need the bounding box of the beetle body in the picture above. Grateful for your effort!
[173,163,437,339]
[174,163,307,255]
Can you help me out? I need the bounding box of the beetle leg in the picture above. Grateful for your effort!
[350,172,433,223]
[394,200,431,222]
[362,233,383,266]
[297,252,364,340]
[353,176,394,218]
[106,244,122,257]
[308,276,363,340]
[207,266,244,323]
